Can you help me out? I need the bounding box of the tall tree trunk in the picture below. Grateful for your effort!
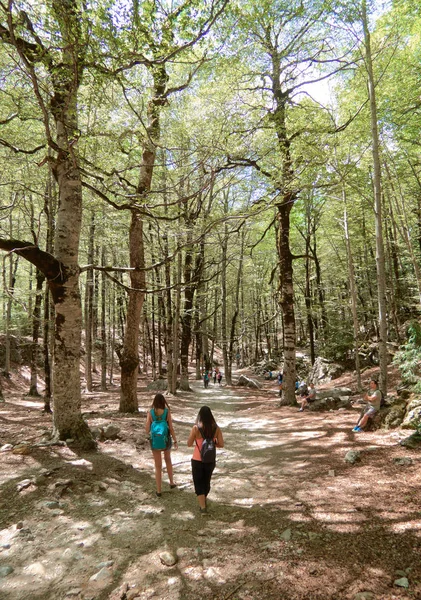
[28,269,44,396]
[119,211,145,411]
[100,246,107,391]
[362,0,388,393]
[228,229,245,382]
[343,187,362,391]
[84,213,95,391]
[170,249,182,394]
[277,201,297,405]
[221,221,230,383]
[119,64,167,410]
[180,229,194,391]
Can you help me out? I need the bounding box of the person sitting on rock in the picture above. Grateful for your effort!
[299,382,316,411]
[352,378,382,432]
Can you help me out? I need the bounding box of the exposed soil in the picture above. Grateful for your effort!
[0,365,420,600]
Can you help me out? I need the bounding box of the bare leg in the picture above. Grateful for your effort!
[359,413,370,429]
[152,450,163,493]
[163,449,174,486]
[197,494,206,509]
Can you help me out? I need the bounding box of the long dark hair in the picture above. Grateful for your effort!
[152,393,169,410]
[196,405,217,438]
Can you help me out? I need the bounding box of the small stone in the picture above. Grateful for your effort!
[54,479,73,488]
[16,521,24,529]
[328,470,335,476]
[26,562,46,576]
[345,450,361,464]
[394,577,409,588]
[0,444,13,452]
[102,424,120,440]
[12,444,31,455]
[0,566,14,577]
[393,457,413,466]
[65,439,75,444]
[279,528,292,541]
[89,567,112,582]
[96,560,114,569]
[1,544,11,549]
[159,551,177,567]
[126,589,142,600]
[17,479,33,492]
[45,501,60,509]
[65,589,82,597]
[354,593,375,600]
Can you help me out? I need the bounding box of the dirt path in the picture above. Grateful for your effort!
[0,375,420,600]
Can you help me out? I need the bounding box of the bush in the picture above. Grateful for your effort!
[393,321,421,393]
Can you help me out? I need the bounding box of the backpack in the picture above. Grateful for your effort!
[150,408,169,450]
[197,426,217,463]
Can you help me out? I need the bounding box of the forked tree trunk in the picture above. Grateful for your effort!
[0,0,94,447]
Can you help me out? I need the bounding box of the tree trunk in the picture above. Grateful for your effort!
[228,229,245,382]
[119,64,167,410]
[220,222,230,383]
[343,187,362,391]
[180,229,194,391]
[84,213,95,392]
[362,0,388,393]
[119,211,145,411]
[277,201,297,405]
[28,269,44,396]
[100,246,107,391]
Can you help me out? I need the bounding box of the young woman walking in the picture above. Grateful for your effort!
[145,393,178,497]
[187,405,224,515]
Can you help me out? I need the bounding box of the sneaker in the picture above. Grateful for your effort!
[170,484,177,489]
[199,507,208,516]
[352,426,362,432]
[155,492,162,497]
[299,408,304,412]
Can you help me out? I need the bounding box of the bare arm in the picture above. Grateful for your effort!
[145,411,152,434]
[187,425,198,447]
[167,409,178,447]
[215,426,224,448]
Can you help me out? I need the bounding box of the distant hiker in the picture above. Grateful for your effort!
[145,393,178,497]
[277,371,283,396]
[187,405,224,515]
[212,368,217,384]
[203,371,210,388]
[217,371,223,385]
[352,379,382,432]
[299,382,316,411]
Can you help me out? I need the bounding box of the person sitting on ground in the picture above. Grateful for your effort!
[299,382,316,411]
[352,378,382,432]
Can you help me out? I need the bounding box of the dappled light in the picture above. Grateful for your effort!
[0,372,420,600]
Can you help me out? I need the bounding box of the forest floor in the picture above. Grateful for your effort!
[0,364,420,600]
